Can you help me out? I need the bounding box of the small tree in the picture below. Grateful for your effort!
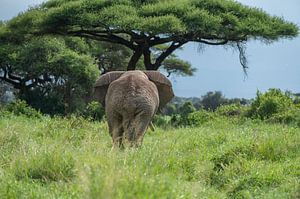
[201,91,227,111]
[6,0,298,71]
[0,36,99,114]
[178,101,196,117]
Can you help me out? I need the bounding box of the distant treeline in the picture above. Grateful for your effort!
[164,91,251,115]
[1,88,299,128]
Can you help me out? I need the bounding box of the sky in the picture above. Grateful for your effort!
[0,0,299,99]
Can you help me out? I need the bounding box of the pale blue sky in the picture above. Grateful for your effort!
[1,0,299,99]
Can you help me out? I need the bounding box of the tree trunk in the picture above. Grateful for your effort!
[127,50,143,70]
[143,48,158,70]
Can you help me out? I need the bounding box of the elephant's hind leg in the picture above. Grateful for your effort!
[122,118,136,147]
[133,112,153,147]
[107,113,124,148]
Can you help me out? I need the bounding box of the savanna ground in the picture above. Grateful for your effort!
[0,114,299,199]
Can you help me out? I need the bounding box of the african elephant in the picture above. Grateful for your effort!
[93,70,174,147]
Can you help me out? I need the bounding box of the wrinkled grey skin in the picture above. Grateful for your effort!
[93,70,174,148]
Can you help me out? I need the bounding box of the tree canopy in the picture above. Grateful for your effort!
[0,18,194,114]
[0,32,99,114]
[6,0,298,71]
[0,36,98,92]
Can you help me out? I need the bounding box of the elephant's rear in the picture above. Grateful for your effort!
[93,70,174,147]
[106,73,159,118]
[105,73,159,144]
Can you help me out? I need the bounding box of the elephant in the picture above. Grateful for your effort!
[93,70,174,148]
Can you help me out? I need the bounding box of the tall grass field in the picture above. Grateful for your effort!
[0,114,299,198]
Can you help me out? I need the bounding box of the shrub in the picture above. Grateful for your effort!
[162,103,177,115]
[170,114,182,127]
[293,96,300,105]
[267,108,300,126]
[171,109,222,127]
[247,89,300,125]
[201,91,227,111]
[4,100,42,118]
[153,115,171,129]
[83,101,105,121]
[178,101,196,117]
[186,110,216,126]
[248,89,295,119]
[171,109,216,127]
[294,96,300,110]
[216,104,248,117]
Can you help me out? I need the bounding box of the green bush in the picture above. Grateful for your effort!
[294,97,300,111]
[247,89,300,125]
[267,108,300,126]
[153,115,171,129]
[170,114,182,127]
[83,101,105,121]
[4,100,42,118]
[171,110,216,127]
[186,110,216,126]
[216,104,248,117]
[247,89,294,119]
[178,101,196,116]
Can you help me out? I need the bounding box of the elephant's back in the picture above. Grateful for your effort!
[106,74,159,115]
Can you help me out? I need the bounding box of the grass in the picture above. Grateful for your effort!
[0,114,299,198]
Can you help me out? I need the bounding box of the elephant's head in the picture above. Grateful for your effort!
[93,70,174,109]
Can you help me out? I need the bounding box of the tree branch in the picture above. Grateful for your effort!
[0,67,22,88]
[67,30,136,50]
[198,39,229,45]
[153,41,187,70]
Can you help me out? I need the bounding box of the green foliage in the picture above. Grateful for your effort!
[162,57,196,77]
[4,100,42,118]
[152,115,171,129]
[162,103,177,115]
[93,42,132,72]
[22,0,297,39]
[5,0,298,71]
[83,101,105,121]
[201,91,227,111]
[151,45,197,77]
[216,104,248,117]
[170,90,299,127]
[171,109,216,127]
[178,101,196,116]
[0,35,99,115]
[186,110,216,126]
[247,89,300,125]
[19,88,65,115]
[169,101,197,127]
[267,108,300,127]
[293,96,300,106]
[0,114,299,198]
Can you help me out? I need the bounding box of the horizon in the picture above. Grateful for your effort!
[1,0,299,99]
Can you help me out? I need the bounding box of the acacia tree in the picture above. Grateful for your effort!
[7,0,298,71]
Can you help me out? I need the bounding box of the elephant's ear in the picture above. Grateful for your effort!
[93,71,125,106]
[144,71,174,109]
